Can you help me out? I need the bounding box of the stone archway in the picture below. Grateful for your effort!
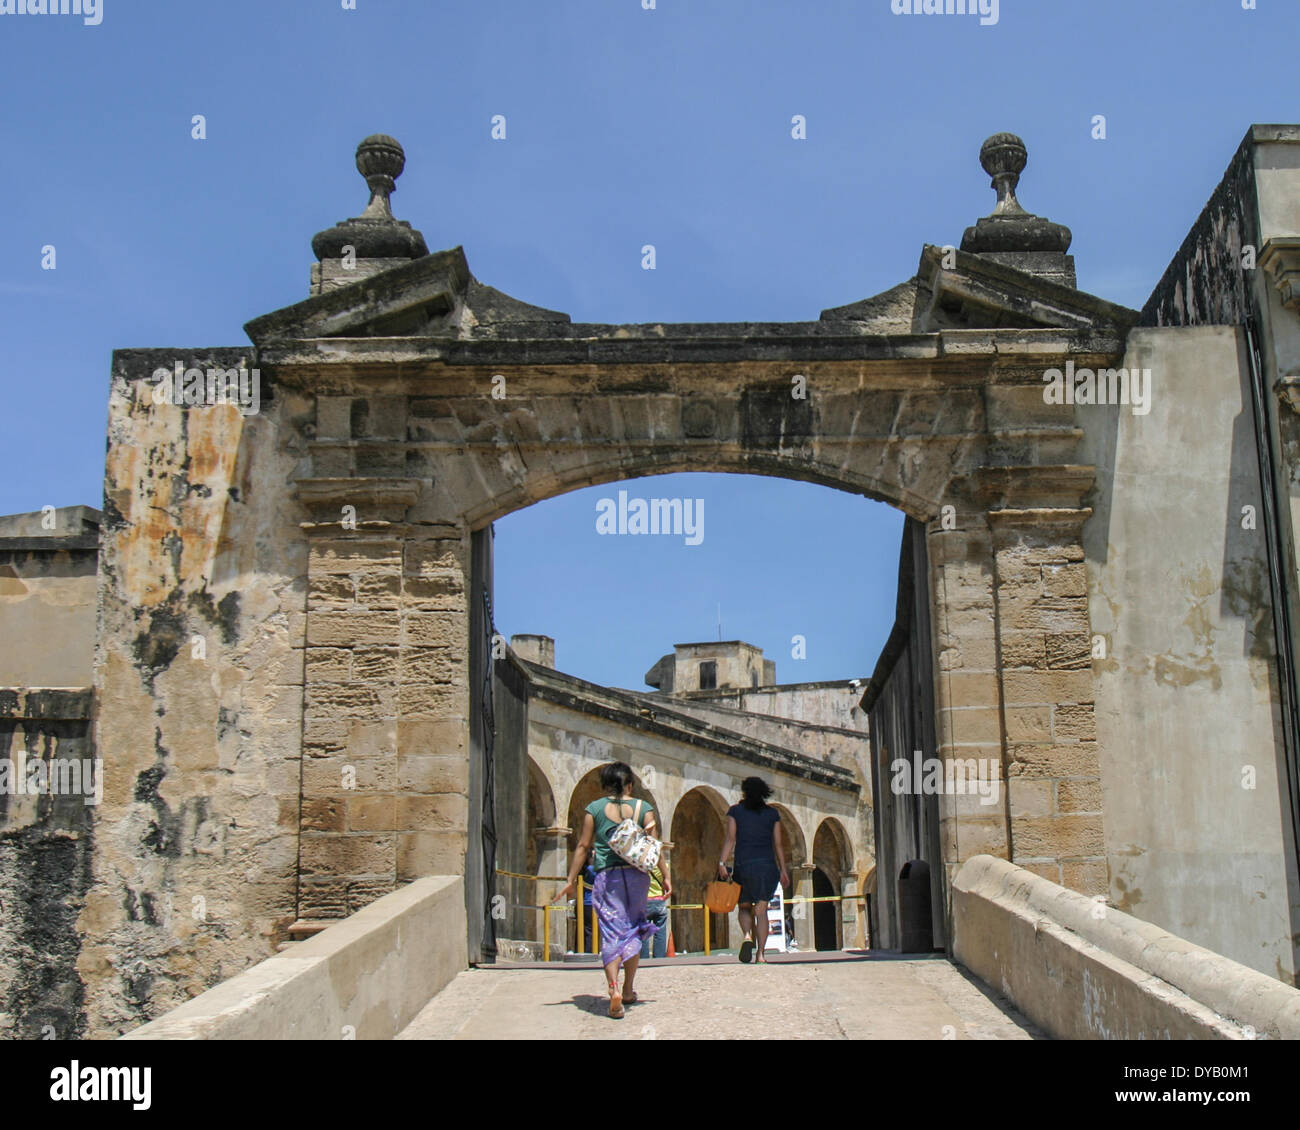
[670,786,730,954]
[85,130,1131,1024]
[814,818,852,949]
[275,361,1104,956]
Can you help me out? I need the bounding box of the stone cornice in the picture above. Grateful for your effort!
[0,536,99,553]
[250,327,1129,376]
[246,248,471,344]
[294,477,422,524]
[1274,374,1300,414]
[918,245,1139,333]
[986,506,1094,532]
[971,465,1096,512]
[1259,237,1300,315]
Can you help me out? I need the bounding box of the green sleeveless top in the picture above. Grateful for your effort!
[586,796,655,872]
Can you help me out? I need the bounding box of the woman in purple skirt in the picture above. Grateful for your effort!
[554,762,667,1018]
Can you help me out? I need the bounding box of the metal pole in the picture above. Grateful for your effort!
[577,876,585,954]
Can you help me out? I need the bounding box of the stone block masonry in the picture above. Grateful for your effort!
[296,517,471,924]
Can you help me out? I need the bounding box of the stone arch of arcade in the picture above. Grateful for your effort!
[770,803,807,873]
[813,817,855,950]
[670,786,731,954]
[525,756,556,876]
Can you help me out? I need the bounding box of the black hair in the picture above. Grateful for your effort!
[600,762,635,797]
[741,776,772,811]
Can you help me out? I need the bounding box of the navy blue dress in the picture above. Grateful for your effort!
[727,803,782,904]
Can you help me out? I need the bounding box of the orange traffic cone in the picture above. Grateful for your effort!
[666,930,676,958]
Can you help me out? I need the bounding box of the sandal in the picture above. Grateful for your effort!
[739,939,754,964]
[607,982,625,1018]
[624,990,638,1004]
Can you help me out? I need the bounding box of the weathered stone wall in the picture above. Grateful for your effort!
[297,526,470,924]
[0,688,95,1038]
[83,351,310,1037]
[988,508,1103,893]
[675,682,870,733]
[1140,131,1259,329]
[636,694,867,779]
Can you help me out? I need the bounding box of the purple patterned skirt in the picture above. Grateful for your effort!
[593,866,659,965]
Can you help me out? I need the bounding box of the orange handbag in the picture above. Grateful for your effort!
[705,878,741,914]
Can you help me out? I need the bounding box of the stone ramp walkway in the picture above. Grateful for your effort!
[397,953,1045,1040]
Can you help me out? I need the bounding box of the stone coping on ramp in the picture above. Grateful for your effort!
[953,855,1300,1040]
[121,876,464,1040]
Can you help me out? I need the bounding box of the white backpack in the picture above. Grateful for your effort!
[607,798,662,873]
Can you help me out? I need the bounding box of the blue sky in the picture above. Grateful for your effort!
[494,473,904,689]
[3,0,1294,686]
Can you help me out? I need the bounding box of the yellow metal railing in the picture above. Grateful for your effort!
[495,869,868,960]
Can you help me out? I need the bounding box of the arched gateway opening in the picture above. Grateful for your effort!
[465,457,949,962]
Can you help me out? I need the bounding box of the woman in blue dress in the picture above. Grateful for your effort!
[718,776,790,964]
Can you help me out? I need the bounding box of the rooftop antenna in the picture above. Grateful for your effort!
[717,603,722,642]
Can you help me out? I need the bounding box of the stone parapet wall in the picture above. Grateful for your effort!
[122,875,465,1040]
[0,541,98,687]
[953,855,1300,1040]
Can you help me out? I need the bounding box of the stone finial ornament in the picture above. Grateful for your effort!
[961,132,1073,273]
[311,134,429,262]
[980,132,1029,216]
[355,134,408,220]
